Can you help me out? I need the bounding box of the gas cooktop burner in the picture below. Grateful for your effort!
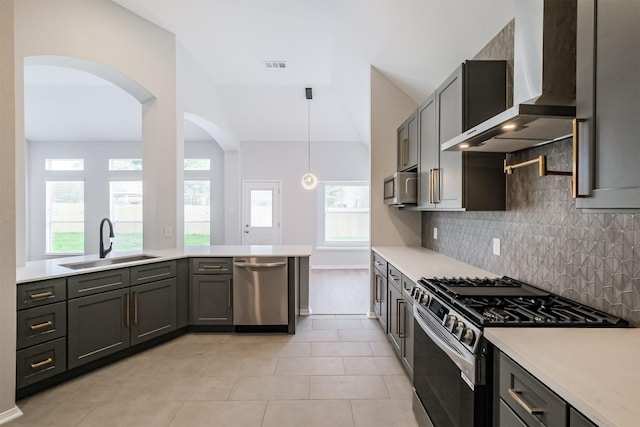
[421,276,549,297]
[417,276,628,328]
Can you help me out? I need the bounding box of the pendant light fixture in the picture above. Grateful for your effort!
[301,87,318,190]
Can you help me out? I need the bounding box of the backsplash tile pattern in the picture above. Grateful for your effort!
[422,138,640,325]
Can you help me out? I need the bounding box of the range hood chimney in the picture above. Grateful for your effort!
[443,0,577,152]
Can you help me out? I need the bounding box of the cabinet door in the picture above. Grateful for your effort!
[372,269,388,333]
[401,293,414,377]
[388,283,402,357]
[176,258,190,329]
[576,0,640,208]
[398,112,418,172]
[437,66,463,209]
[191,275,233,325]
[68,288,130,369]
[417,94,438,209]
[130,278,177,346]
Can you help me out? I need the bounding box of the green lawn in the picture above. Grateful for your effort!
[185,234,210,246]
[51,232,210,253]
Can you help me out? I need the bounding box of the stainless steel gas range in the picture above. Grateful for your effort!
[410,276,627,427]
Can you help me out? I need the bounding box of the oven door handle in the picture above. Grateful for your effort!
[414,304,477,386]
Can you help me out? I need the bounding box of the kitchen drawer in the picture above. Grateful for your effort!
[191,257,232,275]
[499,399,527,427]
[17,278,66,310]
[372,253,387,275]
[401,275,415,295]
[569,408,597,427]
[499,353,567,427]
[67,268,130,298]
[130,260,176,285]
[17,302,66,350]
[388,264,402,289]
[16,337,66,389]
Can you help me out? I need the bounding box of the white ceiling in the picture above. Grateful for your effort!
[24,0,515,146]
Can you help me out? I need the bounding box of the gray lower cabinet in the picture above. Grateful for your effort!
[497,351,597,427]
[130,278,177,345]
[400,287,414,377]
[575,0,640,209]
[388,280,402,357]
[191,275,233,325]
[388,271,414,378]
[176,258,190,328]
[67,287,131,369]
[67,263,178,369]
[16,278,68,389]
[372,265,388,333]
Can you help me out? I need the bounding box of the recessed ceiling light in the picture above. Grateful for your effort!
[264,61,286,69]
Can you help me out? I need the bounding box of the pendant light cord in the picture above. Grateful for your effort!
[307,99,311,173]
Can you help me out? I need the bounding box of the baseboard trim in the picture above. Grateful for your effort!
[0,405,23,425]
[310,265,369,270]
[300,308,312,315]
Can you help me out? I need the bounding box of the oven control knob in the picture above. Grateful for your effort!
[445,315,457,330]
[461,328,475,346]
[454,321,465,334]
[422,294,429,305]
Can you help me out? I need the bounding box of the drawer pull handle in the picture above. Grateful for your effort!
[30,291,53,299]
[203,265,222,269]
[508,388,544,415]
[31,358,53,369]
[30,321,53,331]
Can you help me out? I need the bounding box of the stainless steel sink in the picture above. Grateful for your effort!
[60,254,159,270]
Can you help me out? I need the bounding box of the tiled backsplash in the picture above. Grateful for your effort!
[422,137,640,325]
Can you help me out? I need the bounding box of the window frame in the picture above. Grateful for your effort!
[317,181,370,248]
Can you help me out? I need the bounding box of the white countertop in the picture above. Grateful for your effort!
[372,246,498,283]
[17,245,312,284]
[486,327,640,427]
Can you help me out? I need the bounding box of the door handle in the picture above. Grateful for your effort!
[233,261,286,268]
[433,168,441,203]
[507,389,544,415]
[397,299,406,338]
[244,230,249,234]
[125,292,130,327]
[374,276,381,303]
[30,320,53,331]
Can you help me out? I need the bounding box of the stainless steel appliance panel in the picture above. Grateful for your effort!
[233,257,288,325]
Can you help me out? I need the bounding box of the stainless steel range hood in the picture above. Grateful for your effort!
[442,0,577,153]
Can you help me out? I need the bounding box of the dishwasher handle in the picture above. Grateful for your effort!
[233,261,287,268]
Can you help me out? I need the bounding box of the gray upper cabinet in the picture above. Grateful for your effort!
[418,60,507,211]
[575,0,640,209]
[397,111,418,172]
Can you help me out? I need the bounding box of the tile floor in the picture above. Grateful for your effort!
[309,269,370,315]
[10,315,419,427]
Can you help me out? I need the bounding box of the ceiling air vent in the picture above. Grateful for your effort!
[264,61,286,69]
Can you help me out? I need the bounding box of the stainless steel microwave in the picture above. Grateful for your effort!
[384,172,417,206]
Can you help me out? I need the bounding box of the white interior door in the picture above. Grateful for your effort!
[242,181,281,245]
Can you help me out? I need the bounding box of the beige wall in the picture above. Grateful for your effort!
[369,67,421,249]
[0,1,20,423]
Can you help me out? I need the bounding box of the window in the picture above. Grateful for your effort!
[110,181,143,250]
[184,159,210,171]
[45,159,84,171]
[184,180,210,246]
[184,156,212,247]
[45,181,84,253]
[109,159,142,171]
[250,189,273,227]
[320,182,369,246]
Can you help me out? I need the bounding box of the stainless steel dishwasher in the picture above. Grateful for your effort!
[233,257,288,326]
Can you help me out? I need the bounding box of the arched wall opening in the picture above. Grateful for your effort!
[182,114,226,246]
